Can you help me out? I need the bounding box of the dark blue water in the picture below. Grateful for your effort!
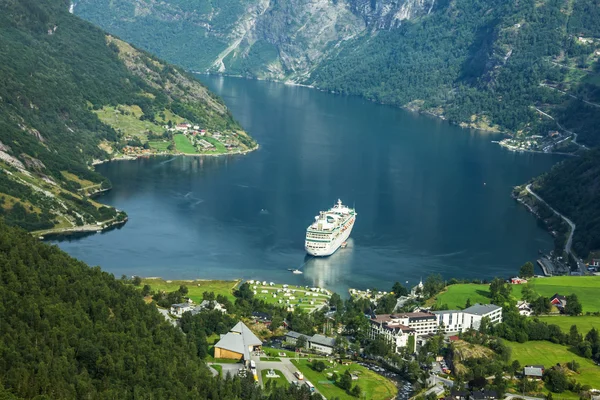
[52,76,564,295]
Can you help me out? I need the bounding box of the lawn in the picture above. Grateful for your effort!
[260,357,281,362]
[428,277,600,312]
[260,369,289,391]
[527,276,600,313]
[94,105,164,139]
[431,284,493,309]
[538,316,600,336]
[250,282,331,313]
[148,140,171,151]
[506,340,600,387]
[263,347,299,358]
[291,359,397,400]
[141,278,240,302]
[211,364,223,376]
[174,134,199,154]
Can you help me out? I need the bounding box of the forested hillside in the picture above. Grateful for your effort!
[532,149,600,259]
[0,0,253,234]
[0,220,324,399]
[75,0,600,146]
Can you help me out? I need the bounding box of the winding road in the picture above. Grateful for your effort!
[525,184,586,274]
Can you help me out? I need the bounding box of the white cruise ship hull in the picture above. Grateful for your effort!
[305,219,355,257]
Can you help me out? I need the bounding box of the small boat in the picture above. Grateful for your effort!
[292,269,303,274]
[341,241,348,248]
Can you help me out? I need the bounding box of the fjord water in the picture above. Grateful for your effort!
[53,76,564,294]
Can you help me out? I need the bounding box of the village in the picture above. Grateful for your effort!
[139,267,600,400]
[120,122,249,157]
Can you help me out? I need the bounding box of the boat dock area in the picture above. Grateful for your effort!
[537,257,570,276]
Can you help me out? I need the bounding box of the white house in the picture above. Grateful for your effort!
[192,300,227,314]
[170,302,194,317]
[433,304,503,333]
[369,314,417,353]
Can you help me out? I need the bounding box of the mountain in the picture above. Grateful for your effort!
[75,0,600,149]
[531,149,600,259]
[0,0,255,235]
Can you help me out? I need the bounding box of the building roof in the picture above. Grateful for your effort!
[214,321,262,360]
[371,312,436,323]
[171,303,191,309]
[550,293,566,301]
[524,365,544,377]
[285,330,306,339]
[252,311,272,320]
[309,334,336,348]
[462,303,502,316]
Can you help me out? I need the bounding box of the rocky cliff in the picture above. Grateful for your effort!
[75,0,437,80]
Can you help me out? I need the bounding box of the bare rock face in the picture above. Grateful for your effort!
[215,0,434,79]
[351,0,437,29]
[76,0,437,80]
[20,154,46,172]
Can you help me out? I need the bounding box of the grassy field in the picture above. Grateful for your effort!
[261,369,289,391]
[291,359,397,400]
[527,276,600,313]
[263,347,300,358]
[94,105,164,139]
[141,278,239,302]
[148,140,171,151]
[205,136,227,153]
[429,277,600,312]
[260,357,281,362]
[506,340,600,387]
[538,316,600,335]
[174,134,199,154]
[249,282,330,313]
[431,284,493,309]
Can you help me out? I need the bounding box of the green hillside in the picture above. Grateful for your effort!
[532,149,600,258]
[75,0,600,147]
[0,220,330,399]
[0,0,254,235]
[0,220,215,398]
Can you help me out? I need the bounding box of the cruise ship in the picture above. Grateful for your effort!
[305,199,356,256]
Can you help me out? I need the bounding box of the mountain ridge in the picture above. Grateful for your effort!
[0,0,255,234]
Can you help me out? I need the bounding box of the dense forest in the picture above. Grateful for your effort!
[533,149,600,258]
[311,0,600,145]
[0,220,325,399]
[75,0,600,146]
[0,0,250,232]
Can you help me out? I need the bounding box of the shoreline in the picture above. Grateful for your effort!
[92,143,260,166]
[36,215,128,239]
[200,72,585,158]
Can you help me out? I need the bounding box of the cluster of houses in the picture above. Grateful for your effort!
[369,304,503,354]
[169,123,241,151]
[170,299,227,317]
[516,293,569,316]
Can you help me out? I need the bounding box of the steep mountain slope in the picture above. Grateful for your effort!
[0,0,254,234]
[531,149,600,259]
[74,0,436,79]
[76,0,600,146]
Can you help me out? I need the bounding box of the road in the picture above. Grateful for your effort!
[505,394,545,400]
[526,184,586,274]
[252,354,323,396]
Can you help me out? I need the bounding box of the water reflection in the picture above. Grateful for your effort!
[303,239,354,288]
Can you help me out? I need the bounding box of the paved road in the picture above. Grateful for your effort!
[252,354,323,396]
[505,394,545,400]
[526,184,586,275]
[156,308,178,327]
